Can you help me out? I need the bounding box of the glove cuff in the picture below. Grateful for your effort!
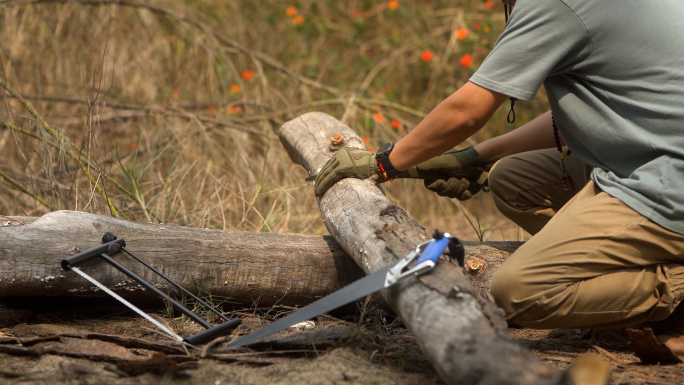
[462,147,489,170]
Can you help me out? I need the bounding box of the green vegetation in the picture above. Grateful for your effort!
[162,279,236,335]
[0,0,545,241]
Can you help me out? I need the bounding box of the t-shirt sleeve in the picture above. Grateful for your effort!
[470,0,592,101]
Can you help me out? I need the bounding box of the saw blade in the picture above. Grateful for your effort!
[228,261,398,347]
[71,267,184,342]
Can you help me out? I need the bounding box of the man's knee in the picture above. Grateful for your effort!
[487,156,520,204]
[487,156,535,224]
[490,259,556,326]
[490,261,527,316]
[487,154,562,235]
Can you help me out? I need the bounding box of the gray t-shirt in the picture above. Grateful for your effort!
[470,0,684,235]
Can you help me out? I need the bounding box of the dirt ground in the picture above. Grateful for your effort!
[1,300,683,385]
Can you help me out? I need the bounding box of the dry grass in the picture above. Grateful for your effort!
[0,0,549,240]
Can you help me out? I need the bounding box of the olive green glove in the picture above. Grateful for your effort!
[400,146,486,180]
[411,147,487,201]
[423,177,483,200]
[314,148,385,197]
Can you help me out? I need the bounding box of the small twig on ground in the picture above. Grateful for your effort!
[621,369,679,385]
[357,295,373,327]
[592,345,631,366]
[252,305,299,313]
[200,335,232,358]
[542,355,574,363]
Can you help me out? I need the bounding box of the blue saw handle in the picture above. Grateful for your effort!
[416,236,450,265]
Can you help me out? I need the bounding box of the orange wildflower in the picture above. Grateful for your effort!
[420,50,434,62]
[473,23,481,30]
[241,70,254,81]
[171,90,180,100]
[460,53,474,68]
[286,7,297,16]
[484,25,491,33]
[228,106,243,115]
[129,142,137,150]
[373,112,386,124]
[391,119,401,129]
[231,84,242,93]
[455,28,468,40]
[388,1,398,10]
[293,15,304,25]
[353,11,361,18]
[484,0,495,11]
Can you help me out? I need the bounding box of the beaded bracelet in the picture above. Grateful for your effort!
[552,116,575,192]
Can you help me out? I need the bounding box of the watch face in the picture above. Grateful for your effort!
[377,142,394,157]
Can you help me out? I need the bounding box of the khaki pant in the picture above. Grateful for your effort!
[488,149,684,329]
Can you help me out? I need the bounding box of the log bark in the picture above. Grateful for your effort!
[0,211,363,308]
[279,112,566,385]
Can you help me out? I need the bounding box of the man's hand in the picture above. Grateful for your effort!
[423,177,483,200]
[411,147,487,201]
[402,147,486,180]
[314,148,384,197]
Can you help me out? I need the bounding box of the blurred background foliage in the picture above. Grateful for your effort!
[0,0,549,241]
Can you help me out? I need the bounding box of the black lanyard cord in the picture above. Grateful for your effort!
[507,97,517,123]
[504,1,516,123]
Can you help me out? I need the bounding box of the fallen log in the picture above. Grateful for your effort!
[0,210,363,308]
[279,112,566,385]
[0,212,521,307]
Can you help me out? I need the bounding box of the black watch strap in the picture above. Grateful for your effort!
[376,142,400,179]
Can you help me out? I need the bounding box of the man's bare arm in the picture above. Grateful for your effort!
[474,110,558,165]
[389,81,559,171]
[389,82,508,171]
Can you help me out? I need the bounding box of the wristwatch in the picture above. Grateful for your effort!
[376,142,401,179]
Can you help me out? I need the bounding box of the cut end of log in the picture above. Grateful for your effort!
[329,134,347,150]
[464,257,487,276]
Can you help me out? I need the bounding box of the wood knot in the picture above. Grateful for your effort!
[464,257,487,276]
[379,204,403,217]
[329,134,347,151]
